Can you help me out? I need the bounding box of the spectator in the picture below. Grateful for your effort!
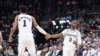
[7,46,15,56]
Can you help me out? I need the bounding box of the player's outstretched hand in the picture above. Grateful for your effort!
[8,37,13,43]
[45,33,51,40]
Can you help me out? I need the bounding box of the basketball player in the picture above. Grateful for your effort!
[8,6,51,56]
[51,20,82,56]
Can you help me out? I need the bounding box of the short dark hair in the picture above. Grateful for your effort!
[19,5,28,13]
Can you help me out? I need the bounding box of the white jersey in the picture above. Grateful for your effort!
[18,14,33,37]
[62,29,81,48]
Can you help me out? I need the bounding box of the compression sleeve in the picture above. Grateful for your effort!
[36,26,47,35]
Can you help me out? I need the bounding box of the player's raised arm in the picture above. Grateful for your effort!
[0,31,3,44]
[32,16,51,39]
[8,15,18,42]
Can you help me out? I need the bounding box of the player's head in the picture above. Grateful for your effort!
[70,20,79,29]
[19,5,28,13]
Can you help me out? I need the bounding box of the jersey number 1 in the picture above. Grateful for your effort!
[23,20,26,27]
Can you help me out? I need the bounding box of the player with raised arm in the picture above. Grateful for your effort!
[51,20,82,56]
[8,6,50,56]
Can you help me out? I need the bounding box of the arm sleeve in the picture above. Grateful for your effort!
[61,29,68,37]
[36,26,47,35]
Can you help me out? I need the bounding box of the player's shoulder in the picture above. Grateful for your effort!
[63,29,69,32]
[14,15,19,20]
[31,16,35,18]
[16,15,19,17]
[64,29,68,30]
[64,28,71,31]
[0,31,2,34]
[76,29,81,33]
[30,16,36,20]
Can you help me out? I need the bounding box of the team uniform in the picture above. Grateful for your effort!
[18,14,36,56]
[61,29,81,56]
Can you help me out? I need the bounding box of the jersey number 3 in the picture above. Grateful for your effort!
[69,38,72,42]
[23,20,26,27]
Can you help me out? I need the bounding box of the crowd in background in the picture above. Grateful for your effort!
[0,0,100,56]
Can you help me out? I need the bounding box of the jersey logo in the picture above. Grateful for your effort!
[19,17,31,21]
[67,34,76,38]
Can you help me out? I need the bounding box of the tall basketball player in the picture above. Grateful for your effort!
[51,20,82,56]
[8,6,51,56]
